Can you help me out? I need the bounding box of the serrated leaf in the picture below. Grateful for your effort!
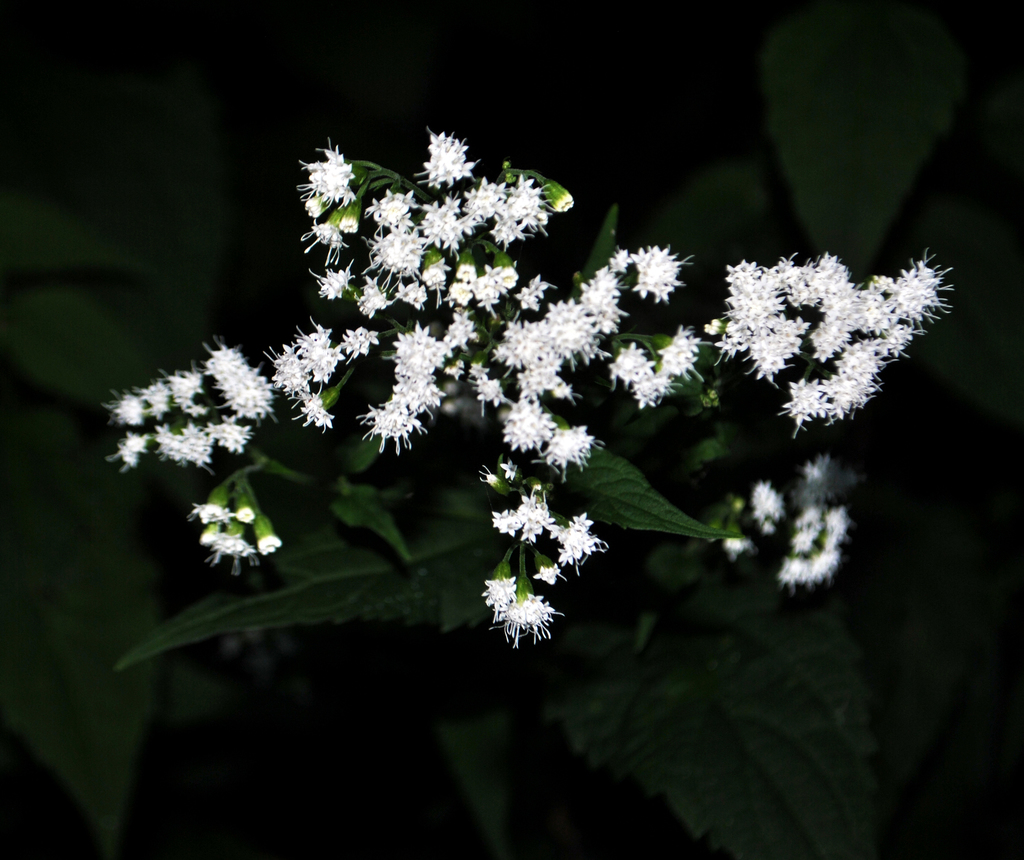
[0,410,157,858]
[331,480,411,560]
[566,448,734,540]
[115,548,395,670]
[762,2,965,274]
[1,285,150,404]
[904,196,1024,430]
[578,204,618,284]
[117,507,501,668]
[548,581,876,860]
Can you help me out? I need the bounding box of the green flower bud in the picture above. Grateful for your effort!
[542,179,574,212]
[234,491,256,524]
[492,559,513,581]
[423,247,444,269]
[515,574,534,601]
[199,523,220,547]
[253,515,282,556]
[329,199,361,233]
[207,483,231,509]
[320,384,342,411]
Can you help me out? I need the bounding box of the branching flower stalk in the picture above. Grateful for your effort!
[104,130,950,645]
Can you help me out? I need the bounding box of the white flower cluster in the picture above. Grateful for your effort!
[609,326,702,409]
[281,132,698,474]
[715,255,947,429]
[481,461,607,645]
[105,342,274,471]
[731,455,857,589]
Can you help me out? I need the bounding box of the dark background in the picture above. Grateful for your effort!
[2,2,1023,858]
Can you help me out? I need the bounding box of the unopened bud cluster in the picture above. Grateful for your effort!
[189,481,281,575]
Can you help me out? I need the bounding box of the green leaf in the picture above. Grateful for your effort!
[566,448,734,540]
[435,710,514,860]
[0,191,135,281]
[981,70,1024,181]
[0,285,151,405]
[904,196,1024,431]
[0,58,227,370]
[331,480,411,560]
[645,542,703,593]
[762,2,965,275]
[115,547,395,670]
[845,485,1000,823]
[578,204,618,284]
[640,159,783,280]
[548,581,876,860]
[117,501,502,668]
[335,434,381,475]
[0,410,157,858]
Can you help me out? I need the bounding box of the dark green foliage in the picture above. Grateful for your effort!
[0,411,157,858]
[548,581,876,860]
[567,448,735,540]
[762,2,965,275]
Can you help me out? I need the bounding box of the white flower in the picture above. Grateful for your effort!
[532,562,562,585]
[544,426,594,473]
[315,265,353,300]
[632,246,684,303]
[423,131,476,187]
[300,146,355,206]
[358,277,391,318]
[492,510,523,537]
[205,530,257,575]
[189,503,234,524]
[503,594,558,647]
[515,493,555,543]
[551,514,607,570]
[207,417,253,454]
[365,190,416,231]
[723,536,755,561]
[154,422,214,469]
[297,391,334,431]
[658,327,701,377]
[502,398,557,453]
[340,327,379,361]
[258,534,283,555]
[107,432,150,471]
[483,577,517,622]
[106,391,147,426]
[750,481,784,535]
[360,398,425,453]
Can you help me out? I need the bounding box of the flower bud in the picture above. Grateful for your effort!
[234,491,256,524]
[254,515,282,555]
[329,199,362,233]
[199,523,220,546]
[480,467,510,495]
[515,574,534,601]
[320,383,342,411]
[542,179,574,212]
[533,554,561,585]
[492,559,513,581]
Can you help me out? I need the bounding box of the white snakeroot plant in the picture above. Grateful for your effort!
[105,130,950,647]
